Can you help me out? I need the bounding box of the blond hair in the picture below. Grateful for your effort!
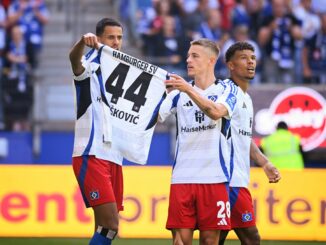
[190,38,220,58]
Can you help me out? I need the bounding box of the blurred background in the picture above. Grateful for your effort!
[0,0,325,244]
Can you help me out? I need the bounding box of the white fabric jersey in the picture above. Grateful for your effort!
[99,45,167,164]
[72,48,123,165]
[222,79,254,187]
[159,81,237,184]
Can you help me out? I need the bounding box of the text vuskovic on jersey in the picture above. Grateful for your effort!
[109,105,139,125]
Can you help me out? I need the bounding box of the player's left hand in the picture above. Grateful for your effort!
[263,162,281,183]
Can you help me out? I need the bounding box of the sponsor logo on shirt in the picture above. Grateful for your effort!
[195,110,205,123]
[90,190,100,200]
[183,100,193,107]
[181,124,216,133]
[238,129,252,137]
[242,212,253,222]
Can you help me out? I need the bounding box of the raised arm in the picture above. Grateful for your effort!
[250,140,281,183]
[165,74,228,120]
[69,33,99,76]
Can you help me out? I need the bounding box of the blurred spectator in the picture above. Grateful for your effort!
[137,0,178,56]
[119,0,138,46]
[221,24,262,82]
[231,0,251,28]
[0,3,6,129]
[3,24,32,131]
[0,4,6,56]
[197,8,227,43]
[293,0,321,84]
[180,0,198,14]
[2,0,12,11]
[245,0,266,39]
[136,1,157,55]
[167,0,186,17]
[258,0,302,84]
[302,13,326,83]
[311,0,326,14]
[151,0,173,34]
[261,121,305,170]
[6,24,28,92]
[179,0,219,14]
[151,15,186,76]
[7,0,49,70]
[196,8,229,75]
[181,0,211,41]
[218,0,236,31]
[293,0,320,40]
[0,3,6,75]
[137,0,152,8]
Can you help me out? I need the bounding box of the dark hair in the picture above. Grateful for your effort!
[225,41,254,62]
[190,38,220,58]
[96,18,123,36]
[277,121,288,130]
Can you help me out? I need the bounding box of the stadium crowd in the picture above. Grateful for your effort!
[0,0,48,131]
[122,0,326,85]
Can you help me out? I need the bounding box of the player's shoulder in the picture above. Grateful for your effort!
[206,79,226,95]
[220,78,239,94]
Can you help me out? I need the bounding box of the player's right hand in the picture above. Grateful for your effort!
[82,33,99,49]
[165,74,191,93]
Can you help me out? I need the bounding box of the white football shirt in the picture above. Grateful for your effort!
[72,48,123,165]
[99,45,168,164]
[222,79,254,187]
[159,81,237,184]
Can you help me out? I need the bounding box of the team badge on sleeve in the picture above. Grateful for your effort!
[226,93,237,111]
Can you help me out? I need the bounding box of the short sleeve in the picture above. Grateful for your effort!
[216,83,237,119]
[73,65,91,81]
[159,90,179,122]
[74,49,97,81]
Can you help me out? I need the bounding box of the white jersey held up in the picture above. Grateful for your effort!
[159,81,237,184]
[222,79,254,187]
[72,48,123,165]
[99,45,168,165]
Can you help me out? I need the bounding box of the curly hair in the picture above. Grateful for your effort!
[225,41,254,63]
